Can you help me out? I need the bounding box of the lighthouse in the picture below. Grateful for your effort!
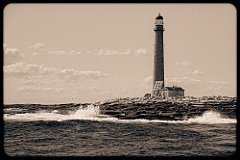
[152,13,165,97]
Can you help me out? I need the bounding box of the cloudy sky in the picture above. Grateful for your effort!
[4,3,236,104]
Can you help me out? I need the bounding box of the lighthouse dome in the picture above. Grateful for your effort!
[156,14,163,19]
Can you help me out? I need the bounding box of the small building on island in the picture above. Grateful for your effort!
[163,86,184,98]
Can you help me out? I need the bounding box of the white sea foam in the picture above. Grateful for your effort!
[183,111,236,124]
[4,105,236,124]
[4,105,100,122]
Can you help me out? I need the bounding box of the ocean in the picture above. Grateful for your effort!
[4,104,236,156]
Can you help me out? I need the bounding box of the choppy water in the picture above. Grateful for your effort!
[4,105,236,156]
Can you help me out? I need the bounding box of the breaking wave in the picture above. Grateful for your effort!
[4,105,236,124]
[4,105,100,122]
[183,111,236,124]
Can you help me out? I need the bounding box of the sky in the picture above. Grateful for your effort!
[3,3,236,104]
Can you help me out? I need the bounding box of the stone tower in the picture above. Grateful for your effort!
[153,13,164,97]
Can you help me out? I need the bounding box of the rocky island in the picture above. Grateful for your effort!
[97,96,236,120]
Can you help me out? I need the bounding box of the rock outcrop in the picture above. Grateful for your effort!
[97,96,236,120]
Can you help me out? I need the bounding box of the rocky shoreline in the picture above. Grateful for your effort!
[97,96,237,120]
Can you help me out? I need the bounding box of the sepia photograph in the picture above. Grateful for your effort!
[3,3,237,156]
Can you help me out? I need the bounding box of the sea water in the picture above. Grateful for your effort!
[4,105,236,156]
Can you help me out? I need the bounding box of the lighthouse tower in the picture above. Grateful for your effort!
[153,13,165,97]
